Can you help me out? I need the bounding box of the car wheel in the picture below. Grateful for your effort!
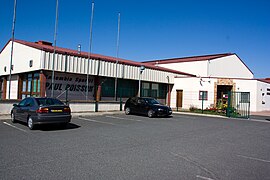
[125,107,131,115]
[11,112,17,123]
[27,117,35,130]
[148,110,154,118]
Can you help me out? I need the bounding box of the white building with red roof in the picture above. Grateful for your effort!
[143,54,270,113]
[0,39,269,114]
[0,39,193,105]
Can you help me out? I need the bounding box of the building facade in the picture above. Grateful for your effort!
[143,54,270,112]
[0,39,193,104]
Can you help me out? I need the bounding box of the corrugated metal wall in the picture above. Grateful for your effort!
[42,51,181,84]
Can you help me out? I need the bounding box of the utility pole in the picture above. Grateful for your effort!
[114,12,121,101]
[8,0,17,99]
[51,0,59,97]
[86,1,95,100]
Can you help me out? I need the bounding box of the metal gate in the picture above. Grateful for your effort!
[226,91,250,119]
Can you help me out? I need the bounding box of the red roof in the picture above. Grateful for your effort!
[143,53,234,65]
[143,53,254,75]
[257,78,270,84]
[7,39,195,77]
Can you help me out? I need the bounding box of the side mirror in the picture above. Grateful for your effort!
[13,104,18,107]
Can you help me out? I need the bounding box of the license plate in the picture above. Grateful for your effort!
[51,109,63,112]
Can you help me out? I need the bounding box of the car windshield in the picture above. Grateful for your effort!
[36,98,64,106]
[146,98,160,105]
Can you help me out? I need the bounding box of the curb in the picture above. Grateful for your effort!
[0,111,125,120]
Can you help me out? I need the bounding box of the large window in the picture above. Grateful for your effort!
[21,72,40,99]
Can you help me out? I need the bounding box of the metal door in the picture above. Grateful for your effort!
[226,91,250,119]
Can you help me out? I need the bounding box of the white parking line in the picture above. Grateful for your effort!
[78,117,116,125]
[196,175,215,180]
[3,122,28,133]
[237,154,270,163]
[106,116,142,122]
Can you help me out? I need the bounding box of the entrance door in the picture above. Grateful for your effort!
[176,90,183,108]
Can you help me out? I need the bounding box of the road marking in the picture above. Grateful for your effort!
[237,154,270,163]
[196,175,215,180]
[171,152,217,180]
[78,117,116,125]
[3,122,28,133]
[106,116,142,122]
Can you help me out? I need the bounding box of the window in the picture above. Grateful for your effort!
[199,91,208,100]
[267,88,270,95]
[20,72,40,99]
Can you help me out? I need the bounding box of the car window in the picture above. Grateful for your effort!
[138,99,145,104]
[147,99,160,105]
[25,98,35,107]
[130,97,137,105]
[36,98,64,106]
[18,99,28,106]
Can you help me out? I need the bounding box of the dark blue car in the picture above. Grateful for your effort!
[11,97,72,130]
[124,97,172,118]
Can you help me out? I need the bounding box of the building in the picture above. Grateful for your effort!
[143,53,270,112]
[0,39,194,104]
[1,39,269,113]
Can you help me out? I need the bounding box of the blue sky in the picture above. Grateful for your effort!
[1,0,270,78]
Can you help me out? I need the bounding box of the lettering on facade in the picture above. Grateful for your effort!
[46,82,93,92]
[45,73,95,100]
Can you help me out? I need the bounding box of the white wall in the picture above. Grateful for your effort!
[256,81,270,111]
[159,61,208,77]
[0,41,42,76]
[171,77,216,109]
[209,55,253,79]
[158,55,253,79]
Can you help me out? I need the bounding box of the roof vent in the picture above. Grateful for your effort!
[35,40,53,46]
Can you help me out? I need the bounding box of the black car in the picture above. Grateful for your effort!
[124,97,172,118]
[11,97,72,130]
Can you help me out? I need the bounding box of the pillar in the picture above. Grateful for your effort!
[94,76,102,101]
[40,71,46,97]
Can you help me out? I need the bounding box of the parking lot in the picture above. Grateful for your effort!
[1,113,270,180]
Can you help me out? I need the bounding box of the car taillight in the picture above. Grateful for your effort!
[63,107,71,113]
[36,107,49,113]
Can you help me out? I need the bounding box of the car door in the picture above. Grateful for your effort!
[15,99,28,121]
[20,98,34,122]
[137,98,148,115]
[129,97,139,114]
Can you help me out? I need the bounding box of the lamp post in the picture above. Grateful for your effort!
[138,65,145,97]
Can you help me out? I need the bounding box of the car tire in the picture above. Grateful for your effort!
[148,110,154,118]
[11,112,17,123]
[27,117,35,130]
[125,107,131,115]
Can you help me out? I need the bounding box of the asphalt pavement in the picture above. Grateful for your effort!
[0,113,270,180]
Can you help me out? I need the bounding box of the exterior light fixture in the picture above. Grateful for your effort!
[138,65,145,97]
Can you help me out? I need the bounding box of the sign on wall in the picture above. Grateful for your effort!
[45,72,95,100]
